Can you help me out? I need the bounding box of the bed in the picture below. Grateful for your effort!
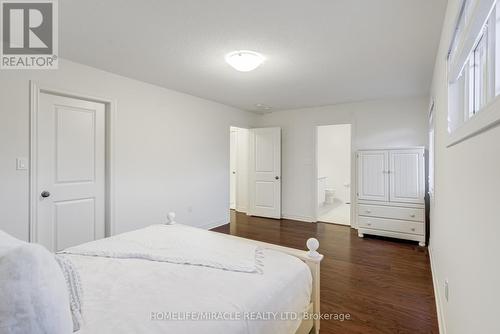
[0,213,323,334]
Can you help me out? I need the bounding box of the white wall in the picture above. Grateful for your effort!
[317,124,351,203]
[258,96,428,223]
[429,1,500,333]
[0,59,258,241]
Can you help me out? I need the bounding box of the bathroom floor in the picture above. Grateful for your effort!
[318,199,351,225]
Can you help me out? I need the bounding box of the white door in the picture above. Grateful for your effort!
[248,128,281,219]
[229,129,237,210]
[36,93,106,251]
[357,150,389,202]
[389,149,425,204]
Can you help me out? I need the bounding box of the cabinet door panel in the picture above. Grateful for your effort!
[389,150,425,204]
[357,151,389,202]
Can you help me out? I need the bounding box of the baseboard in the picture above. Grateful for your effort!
[281,213,316,223]
[428,245,446,334]
[199,219,229,230]
[236,206,247,213]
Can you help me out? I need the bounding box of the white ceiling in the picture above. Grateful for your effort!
[60,0,447,113]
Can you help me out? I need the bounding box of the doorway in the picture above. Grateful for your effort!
[316,124,352,225]
[229,126,249,214]
[30,83,115,251]
[229,126,282,220]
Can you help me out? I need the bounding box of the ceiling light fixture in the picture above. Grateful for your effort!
[225,50,264,72]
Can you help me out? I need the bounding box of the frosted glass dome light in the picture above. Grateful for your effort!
[225,50,264,72]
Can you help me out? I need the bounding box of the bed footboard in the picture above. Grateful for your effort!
[223,235,323,334]
[167,212,324,333]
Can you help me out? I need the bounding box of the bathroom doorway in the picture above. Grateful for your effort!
[315,124,352,226]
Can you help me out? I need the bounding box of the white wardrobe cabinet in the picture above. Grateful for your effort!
[357,148,426,246]
[357,150,389,202]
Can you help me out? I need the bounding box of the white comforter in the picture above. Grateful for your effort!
[67,226,312,334]
[61,224,263,273]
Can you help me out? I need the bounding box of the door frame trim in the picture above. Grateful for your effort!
[29,81,117,243]
[313,123,355,227]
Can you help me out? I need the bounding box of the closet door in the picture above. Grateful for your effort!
[357,151,389,202]
[389,149,425,204]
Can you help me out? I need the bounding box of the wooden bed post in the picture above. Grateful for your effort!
[305,238,323,334]
[166,212,176,224]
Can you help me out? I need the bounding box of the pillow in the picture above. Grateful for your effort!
[0,230,24,256]
[0,231,73,334]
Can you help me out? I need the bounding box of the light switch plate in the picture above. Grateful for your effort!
[16,158,28,170]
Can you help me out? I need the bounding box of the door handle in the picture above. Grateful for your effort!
[275,176,280,180]
[41,191,50,198]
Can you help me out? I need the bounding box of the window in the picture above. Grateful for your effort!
[447,0,500,140]
[473,31,488,114]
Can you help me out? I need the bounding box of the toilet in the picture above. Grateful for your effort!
[325,189,335,205]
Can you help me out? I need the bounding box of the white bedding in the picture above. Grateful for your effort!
[66,226,312,334]
[60,224,263,274]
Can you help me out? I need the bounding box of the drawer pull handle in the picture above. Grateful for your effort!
[365,210,371,214]
[410,214,416,218]
[367,223,372,226]
[411,228,416,232]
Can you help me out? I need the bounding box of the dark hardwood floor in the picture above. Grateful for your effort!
[212,211,439,334]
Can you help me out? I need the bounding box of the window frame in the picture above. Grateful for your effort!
[428,101,435,198]
[447,0,500,147]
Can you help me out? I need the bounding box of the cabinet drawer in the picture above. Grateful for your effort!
[358,216,424,235]
[358,204,424,222]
